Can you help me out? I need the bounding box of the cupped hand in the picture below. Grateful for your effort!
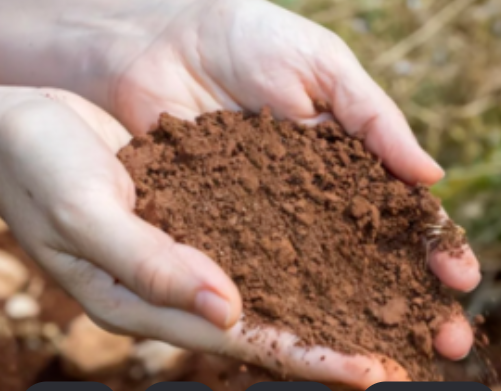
[0,86,404,388]
[109,0,479,363]
[0,0,480,388]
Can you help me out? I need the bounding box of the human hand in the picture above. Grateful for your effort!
[0,87,408,388]
[0,0,481,387]
[109,0,479,366]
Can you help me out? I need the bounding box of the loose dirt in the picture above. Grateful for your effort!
[117,108,467,381]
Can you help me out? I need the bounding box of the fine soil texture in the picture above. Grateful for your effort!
[117,108,467,381]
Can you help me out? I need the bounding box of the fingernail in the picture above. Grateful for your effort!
[195,290,231,328]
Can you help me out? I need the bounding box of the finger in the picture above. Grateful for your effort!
[433,316,473,360]
[199,1,444,186]
[55,198,241,329]
[428,210,481,292]
[0,91,241,329]
[44,252,405,389]
[323,40,444,186]
[222,324,409,389]
[39,248,233,343]
[429,245,481,292]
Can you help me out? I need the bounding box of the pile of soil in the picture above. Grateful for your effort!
[117,108,467,381]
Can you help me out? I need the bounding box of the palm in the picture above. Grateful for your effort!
[113,0,340,136]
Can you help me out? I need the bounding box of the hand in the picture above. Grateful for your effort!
[0,86,404,388]
[0,0,481,388]
[111,0,479,367]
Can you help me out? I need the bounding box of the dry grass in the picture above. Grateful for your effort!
[273,0,501,259]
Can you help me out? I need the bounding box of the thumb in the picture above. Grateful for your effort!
[326,39,444,186]
[58,197,242,329]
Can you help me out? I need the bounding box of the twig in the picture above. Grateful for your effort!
[373,0,478,71]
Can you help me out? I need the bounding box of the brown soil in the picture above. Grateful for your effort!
[117,108,467,381]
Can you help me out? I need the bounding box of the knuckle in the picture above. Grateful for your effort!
[133,253,171,305]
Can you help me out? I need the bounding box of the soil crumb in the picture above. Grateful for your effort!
[117,108,466,381]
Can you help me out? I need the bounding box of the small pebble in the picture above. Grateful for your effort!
[5,293,40,319]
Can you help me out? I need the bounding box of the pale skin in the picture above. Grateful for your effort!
[0,0,481,388]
